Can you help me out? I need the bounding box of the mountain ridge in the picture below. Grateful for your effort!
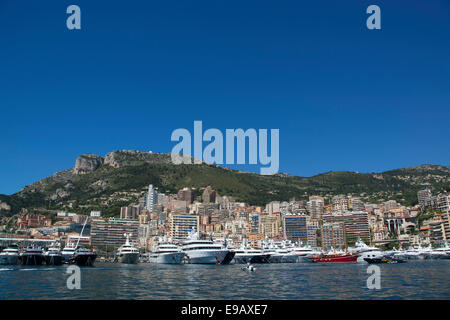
[1,150,449,217]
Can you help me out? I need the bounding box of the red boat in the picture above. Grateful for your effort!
[308,253,358,263]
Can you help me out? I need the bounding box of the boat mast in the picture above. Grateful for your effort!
[75,216,89,248]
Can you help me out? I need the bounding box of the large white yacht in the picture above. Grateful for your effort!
[149,238,185,264]
[261,239,299,263]
[181,230,233,264]
[348,238,379,254]
[20,246,44,265]
[232,240,271,264]
[117,233,140,264]
[44,242,64,265]
[261,239,281,263]
[394,244,430,260]
[274,247,299,263]
[432,243,450,259]
[62,216,91,263]
[417,244,449,259]
[61,242,77,263]
[0,244,20,265]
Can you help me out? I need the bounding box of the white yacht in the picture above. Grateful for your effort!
[261,239,282,263]
[117,233,140,264]
[149,239,185,264]
[394,245,424,260]
[20,246,44,265]
[392,247,409,259]
[348,238,379,254]
[181,230,233,264]
[432,243,450,259]
[61,242,77,263]
[0,244,20,265]
[69,247,97,266]
[416,244,448,259]
[360,250,387,260]
[275,247,299,263]
[277,240,302,263]
[261,239,298,263]
[44,243,64,265]
[290,243,321,262]
[348,238,381,262]
[232,240,271,264]
[358,250,387,262]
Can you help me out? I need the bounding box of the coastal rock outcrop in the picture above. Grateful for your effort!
[74,154,104,174]
[49,188,70,200]
[0,201,11,211]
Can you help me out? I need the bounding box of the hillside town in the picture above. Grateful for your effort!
[1,184,449,252]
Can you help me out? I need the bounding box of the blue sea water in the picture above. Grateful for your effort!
[0,260,449,300]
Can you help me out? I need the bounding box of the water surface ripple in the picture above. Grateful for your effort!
[0,260,448,299]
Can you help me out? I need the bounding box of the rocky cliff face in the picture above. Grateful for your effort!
[74,154,105,174]
[104,150,172,168]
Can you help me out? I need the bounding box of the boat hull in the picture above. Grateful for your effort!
[309,254,358,263]
[220,251,236,265]
[428,253,448,259]
[279,254,299,263]
[149,252,185,264]
[364,257,406,264]
[234,254,271,264]
[69,253,97,266]
[21,254,44,266]
[0,255,19,265]
[184,250,230,264]
[118,252,140,264]
[295,255,314,263]
[61,253,74,264]
[250,254,271,264]
[44,255,64,266]
[267,253,282,263]
[233,254,253,264]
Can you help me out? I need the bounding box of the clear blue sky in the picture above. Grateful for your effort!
[0,0,449,195]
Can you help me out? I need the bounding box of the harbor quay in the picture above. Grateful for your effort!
[1,186,449,266]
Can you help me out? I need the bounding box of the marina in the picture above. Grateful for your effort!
[2,237,450,267]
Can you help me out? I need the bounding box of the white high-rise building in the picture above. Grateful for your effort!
[332,195,348,213]
[145,184,158,212]
[417,189,433,208]
[351,198,365,211]
[266,201,281,215]
[437,193,450,213]
[307,199,324,219]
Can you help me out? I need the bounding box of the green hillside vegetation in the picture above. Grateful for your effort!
[1,152,449,218]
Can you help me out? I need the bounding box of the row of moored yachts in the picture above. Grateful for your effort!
[133,232,450,265]
[0,243,97,266]
[3,232,449,266]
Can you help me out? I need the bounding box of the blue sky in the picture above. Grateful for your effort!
[0,0,449,195]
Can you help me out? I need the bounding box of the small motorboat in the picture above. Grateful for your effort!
[364,257,406,264]
[242,263,256,272]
